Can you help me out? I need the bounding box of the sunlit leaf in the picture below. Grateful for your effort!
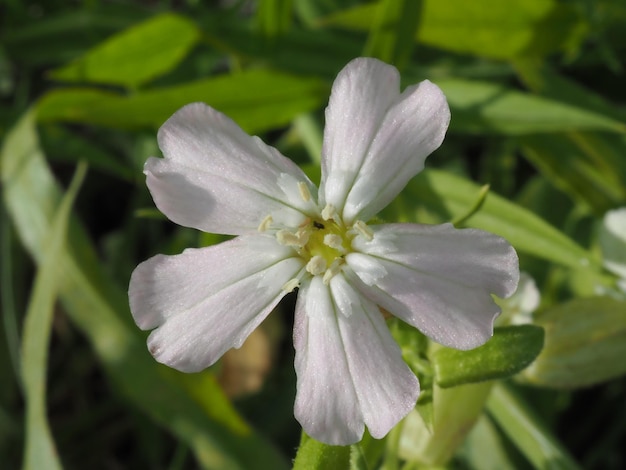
[49,14,200,88]
[437,79,626,135]
[37,69,328,133]
[325,0,587,60]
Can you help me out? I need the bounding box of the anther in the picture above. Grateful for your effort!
[282,278,300,292]
[353,220,374,241]
[324,234,346,253]
[321,204,337,221]
[298,182,311,202]
[306,256,327,276]
[276,230,308,247]
[258,214,273,232]
[322,259,344,285]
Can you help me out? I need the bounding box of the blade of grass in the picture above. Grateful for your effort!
[21,160,87,470]
[1,112,289,470]
[363,0,422,70]
[487,383,583,470]
[1,204,20,378]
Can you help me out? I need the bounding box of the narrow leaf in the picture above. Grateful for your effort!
[487,383,583,470]
[383,168,600,271]
[257,0,293,37]
[437,78,626,135]
[363,0,422,70]
[20,117,87,469]
[37,70,328,133]
[1,113,288,470]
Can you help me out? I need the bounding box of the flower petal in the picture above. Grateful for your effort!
[342,80,450,223]
[347,223,519,350]
[147,102,317,235]
[319,58,450,223]
[319,58,400,215]
[293,275,419,445]
[129,235,303,372]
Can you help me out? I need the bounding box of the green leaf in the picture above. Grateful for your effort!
[487,383,583,470]
[382,168,600,271]
[293,434,350,470]
[437,79,626,135]
[513,60,626,211]
[462,415,519,470]
[399,382,493,466]
[520,134,625,214]
[522,296,626,389]
[325,0,587,60]
[362,0,422,70]
[1,113,289,470]
[19,115,86,470]
[49,14,200,88]
[37,69,328,133]
[257,0,293,37]
[433,325,545,388]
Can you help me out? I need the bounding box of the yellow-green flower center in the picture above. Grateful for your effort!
[259,184,374,291]
[304,219,347,268]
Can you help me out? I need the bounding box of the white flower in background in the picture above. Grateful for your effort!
[599,208,626,294]
[502,272,540,325]
[129,58,519,445]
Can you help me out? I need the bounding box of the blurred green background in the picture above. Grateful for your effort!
[1,0,626,469]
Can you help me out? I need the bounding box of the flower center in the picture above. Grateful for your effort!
[273,212,351,284]
[258,182,374,290]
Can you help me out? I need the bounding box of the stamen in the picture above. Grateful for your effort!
[258,214,273,232]
[306,256,327,276]
[298,182,311,202]
[321,204,337,221]
[322,259,344,285]
[353,220,374,241]
[282,278,300,292]
[276,230,306,247]
[324,234,346,253]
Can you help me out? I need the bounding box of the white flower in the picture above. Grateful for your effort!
[129,58,519,445]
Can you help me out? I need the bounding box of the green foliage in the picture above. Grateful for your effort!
[292,435,350,470]
[523,297,626,389]
[325,0,587,59]
[49,14,200,88]
[37,70,328,133]
[2,0,626,468]
[433,325,545,388]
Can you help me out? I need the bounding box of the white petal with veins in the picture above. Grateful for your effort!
[147,103,315,235]
[348,223,518,350]
[293,276,419,445]
[129,235,303,372]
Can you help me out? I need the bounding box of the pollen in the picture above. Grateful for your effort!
[298,182,312,202]
[306,256,327,276]
[258,214,273,232]
[277,229,309,247]
[353,220,374,241]
[321,204,337,221]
